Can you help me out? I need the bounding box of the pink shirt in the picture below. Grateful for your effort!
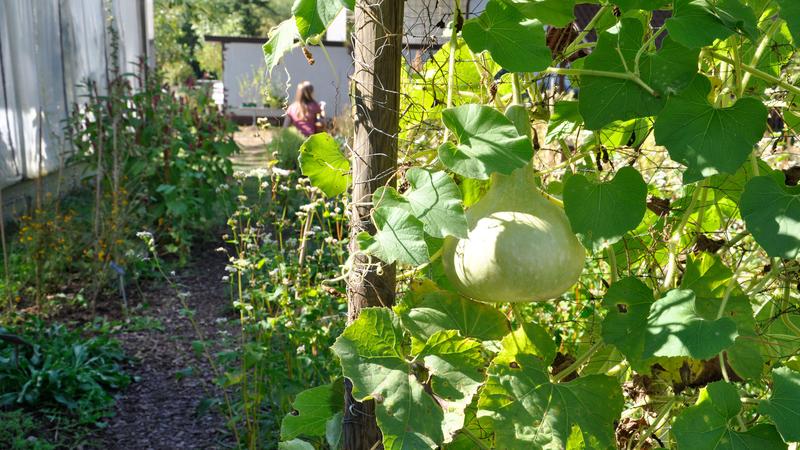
[287,102,321,137]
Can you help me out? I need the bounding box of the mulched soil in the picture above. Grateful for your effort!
[97,245,235,450]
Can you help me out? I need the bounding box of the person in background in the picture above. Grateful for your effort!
[283,81,324,137]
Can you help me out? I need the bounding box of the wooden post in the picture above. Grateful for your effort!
[345,0,403,449]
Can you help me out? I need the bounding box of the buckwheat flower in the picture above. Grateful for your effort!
[272,167,291,177]
[215,247,226,253]
[221,275,230,282]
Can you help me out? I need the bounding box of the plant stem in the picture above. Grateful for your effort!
[708,51,800,97]
[553,340,603,383]
[443,0,461,143]
[546,67,659,97]
[511,72,522,105]
[562,5,610,58]
[662,183,703,291]
[632,397,676,450]
[634,26,667,76]
[458,428,490,450]
[741,17,782,94]
[607,247,618,283]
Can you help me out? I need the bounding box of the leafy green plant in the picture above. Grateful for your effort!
[267,0,800,449]
[0,319,131,425]
[267,127,307,170]
[0,410,55,450]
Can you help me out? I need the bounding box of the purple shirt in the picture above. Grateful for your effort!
[287,102,321,137]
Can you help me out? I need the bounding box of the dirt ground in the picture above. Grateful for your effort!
[97,245,234,450]
[232,125,272,171]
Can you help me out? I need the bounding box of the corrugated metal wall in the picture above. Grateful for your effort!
[0,0,152,190]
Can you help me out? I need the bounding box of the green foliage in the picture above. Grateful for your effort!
[297,132,351,196]
[461,0,551,73]
[0,319,130,425]
[673,381,785,449]
[439,104,533,179]
[0,410,55,450]
[271,1,800,448]
[653,76,768,182]
[563,167,648,252]
[270,127,307,170]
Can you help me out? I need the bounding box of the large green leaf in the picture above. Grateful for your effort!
[684,254,763,380]
[777,0,800,43]
[439,104,533,179]
[263,19,300,72]
[332,308,444,450]
[298,132,351,197]
[462,0,551,73]
[563,167,648,253]
[740,176,800,259]
[477,326,622,449]
[666,0,758,48]
[412,330,485,442]
[759,367,800,443]
[653,76,767,183]
[578,19,699,130]
[280,381,344,440]
[357,207,429,266]
[503,0,576,27]
[601,277,654,369]
[398,289,509,341]
[614,0,671,11]
[644,289,739,360]
[674,381,786,450]
[373,170,468,240]
[405,169,468,239]
[278,439,315,450]
[292,0,343,42]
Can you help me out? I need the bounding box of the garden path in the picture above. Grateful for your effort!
[98,246,233,450]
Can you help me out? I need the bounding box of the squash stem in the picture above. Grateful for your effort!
[552,340,603,383]
[606,247,618,283]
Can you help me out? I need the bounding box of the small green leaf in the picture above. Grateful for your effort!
[777,0,800,43]
[578,19,699,130]
[503,0,576,27]
[292,0,343,42]
[666,0,758,48]
[674,381,785,450]
[759,367,800,443]
[740,176,800,260]
[332,308,444,450]
[564,167,648,253]
[478,327,623,449]
[263,19,300,72]
[462,0,551,73]
[298,132,351,197]
[545,101,582,143]
[654,76,767,182]
[439,104,533,179]
[601,277,654,369]
[280,381,344,440]
[357,207,429,266]
[405,169,468,239]
[644,289,738,360]
[399,289,509,341]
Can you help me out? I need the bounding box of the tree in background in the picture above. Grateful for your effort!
[155,0,293,84]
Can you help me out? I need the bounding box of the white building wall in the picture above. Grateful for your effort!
[0,0,151,189]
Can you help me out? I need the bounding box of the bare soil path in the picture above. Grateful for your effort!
[98,246,233,450]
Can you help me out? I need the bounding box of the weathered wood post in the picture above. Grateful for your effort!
[345,0,403,448]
